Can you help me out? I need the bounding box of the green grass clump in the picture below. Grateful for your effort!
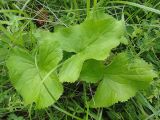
[0,0,160,119]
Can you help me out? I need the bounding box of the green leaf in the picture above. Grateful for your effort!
[56,12,127,82]
[90,53,157,108]
[0,47,8,62]
[80,59,104,83]
[6,40,63,109]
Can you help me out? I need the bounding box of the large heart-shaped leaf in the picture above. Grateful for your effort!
[90,53,157,108]
[35,12,127,83]
[55,12,127,83]
[6,40,63,109]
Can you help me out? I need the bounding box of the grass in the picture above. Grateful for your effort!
[0,0,160,119]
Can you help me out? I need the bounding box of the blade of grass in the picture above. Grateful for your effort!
[94,0,97,8]
[0,25,15,42]
[83,83,89,120]
[108,1,160,15]
[145,110,160,120]
[21,0,31,10]
[0,10,27,16]
[53,105,83,120]
[87,0,90,16]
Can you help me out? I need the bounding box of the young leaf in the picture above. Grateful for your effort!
[6,40,63,109]
[56,12,127,83]
[90,53,157,108]
[80,59,104,83]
